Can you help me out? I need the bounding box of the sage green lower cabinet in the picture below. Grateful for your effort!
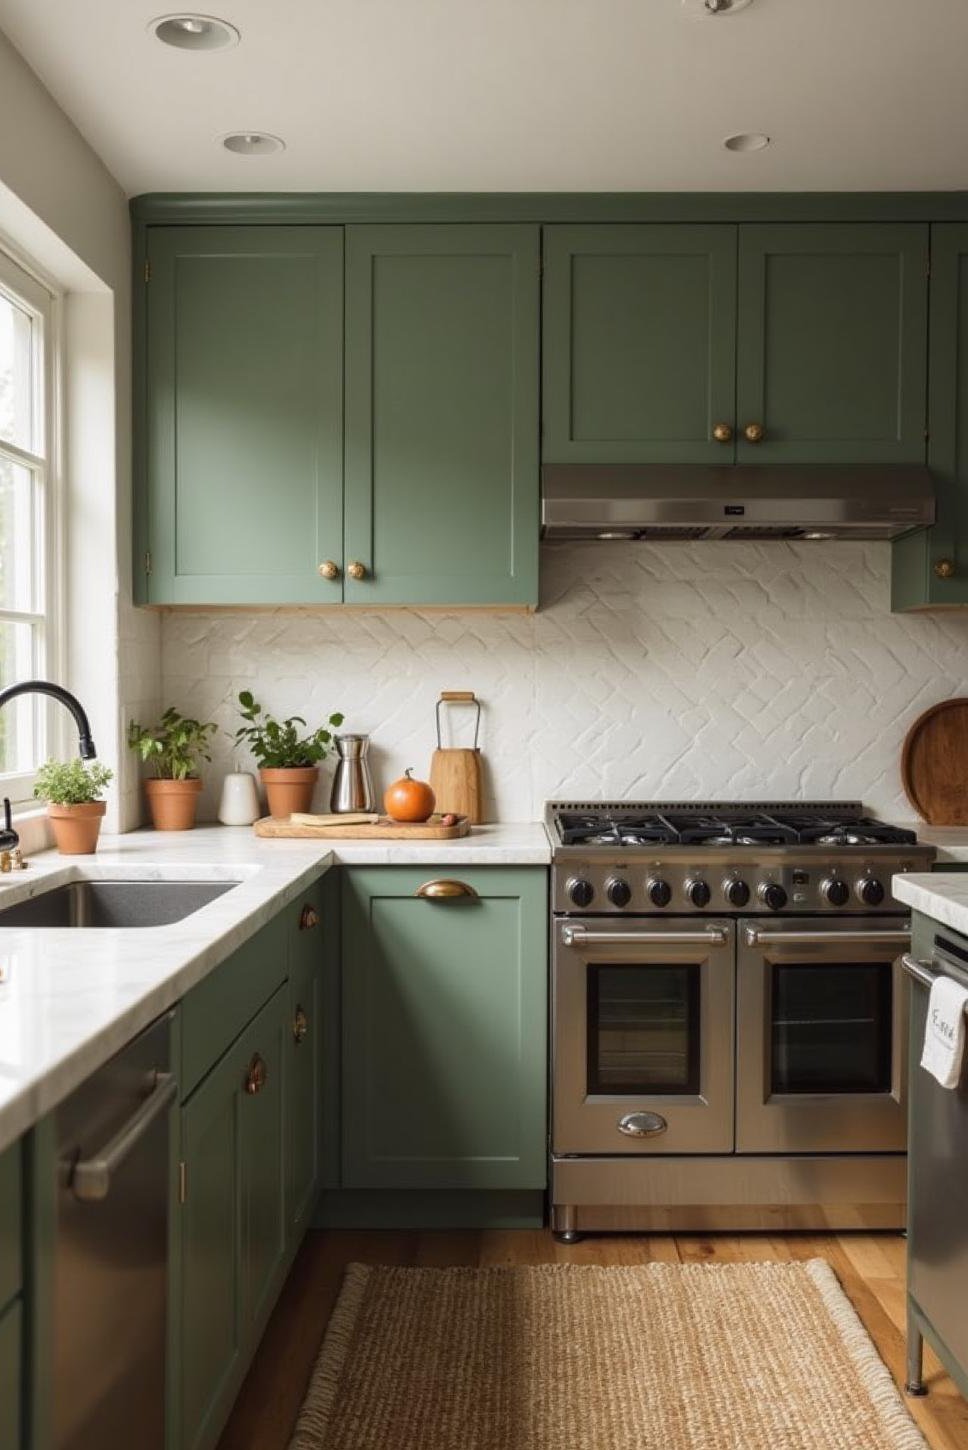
[341,867,547,1191]
[179,984,288,1450]
[287,882,325,1240]
[0,1296,22,1450]
[736,223,928,464]
[343,225,540,606]
[894,223,968,608]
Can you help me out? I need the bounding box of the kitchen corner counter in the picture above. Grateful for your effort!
[0,822,549,1153]
[892,872,968,937]
[899,823,968,863]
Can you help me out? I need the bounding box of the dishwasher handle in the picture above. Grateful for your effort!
[70,1071,177,1203]
[901,954,938,990]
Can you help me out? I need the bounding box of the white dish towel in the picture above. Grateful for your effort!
[921,972,968,1089]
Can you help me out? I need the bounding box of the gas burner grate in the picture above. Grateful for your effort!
[550,803,920,850]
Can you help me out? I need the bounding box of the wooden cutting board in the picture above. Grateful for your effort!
[254,813,471,840]
[901,698,968,824]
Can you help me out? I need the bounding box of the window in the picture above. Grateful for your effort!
[0,248,59,801]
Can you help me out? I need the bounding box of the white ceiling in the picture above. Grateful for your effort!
[1,0,967,196]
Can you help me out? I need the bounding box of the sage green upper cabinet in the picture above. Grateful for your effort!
[144,226,343,605]
[735,224,929,463]
[341,867,547,1190]
[343,225,540,606]
[542,224,738,464]
[893,224,968,608]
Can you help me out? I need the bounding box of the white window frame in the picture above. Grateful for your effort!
[0,244,65,809]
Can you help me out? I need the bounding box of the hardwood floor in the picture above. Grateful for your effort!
[218,1229,968,1450]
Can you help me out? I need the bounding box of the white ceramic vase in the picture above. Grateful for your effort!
[217,771,260,826]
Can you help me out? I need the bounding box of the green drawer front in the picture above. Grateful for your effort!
[181,914,287,1098]
[0,1295,21,1449]
[0,1143,21,1311]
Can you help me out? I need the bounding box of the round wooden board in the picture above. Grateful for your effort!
[901,698,968,824]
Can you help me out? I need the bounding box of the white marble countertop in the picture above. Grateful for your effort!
[892,872,968,938]
[896,822,968,862]
[0,823,550,1154]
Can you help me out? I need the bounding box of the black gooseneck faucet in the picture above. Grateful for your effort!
[0,681,98,854]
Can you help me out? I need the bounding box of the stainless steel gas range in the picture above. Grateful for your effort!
[546,801,937,1239]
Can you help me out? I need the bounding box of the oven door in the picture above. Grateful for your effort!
[736,916,910,1153]
[553,917,735,1155]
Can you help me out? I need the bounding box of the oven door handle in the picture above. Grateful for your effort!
[744,925,911,948]
[560,925,729,948]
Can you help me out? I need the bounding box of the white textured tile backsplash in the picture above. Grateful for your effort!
[160,541,968,823]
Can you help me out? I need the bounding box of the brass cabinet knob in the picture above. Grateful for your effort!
[346,560,367,581]
[299,904,320,931]
[317,560,340,581]
[743,423,766,444]
[934,557,956,579]
[292,1006,309,1045]
[244,1054,268,1096]
[415,878,480,900]
[712,422,733,444]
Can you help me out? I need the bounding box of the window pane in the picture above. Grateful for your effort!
[0,455,36,611]
[0,618,40,773]
[0,290,34,450]
[771,962,893,1094]
[588,964,701,1095]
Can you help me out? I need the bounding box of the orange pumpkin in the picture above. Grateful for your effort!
[384,768,436,823]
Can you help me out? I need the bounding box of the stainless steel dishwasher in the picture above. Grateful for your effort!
[53,1010,175,1449]
[902,936,968,1401]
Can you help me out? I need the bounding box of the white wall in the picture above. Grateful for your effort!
[162,540,968,824]
[0,27,160,832]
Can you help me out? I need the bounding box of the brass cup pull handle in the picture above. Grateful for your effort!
[415,879,480,901]
[618,1111,668,1138]
[346,561,367,581]
[712,422,733,444]
[244,1054,268,1096]
[743,422,765,444]
[299,904,320,931]
[934,557,956,579]
[318,560,340,581]
[292,1006,309,1044]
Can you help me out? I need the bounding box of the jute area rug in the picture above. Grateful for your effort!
[289,1260,928,1450]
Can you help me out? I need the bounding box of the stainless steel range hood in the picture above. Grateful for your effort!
[541,464,936,541]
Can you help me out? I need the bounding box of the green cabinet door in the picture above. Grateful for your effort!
[344,225,540,606]
[179,986,287,1450]
[341,867,547,1190]
[286,884,325,1242]
[542,224,738,464]
[0,1297,21,1450]
[736,223,928,463]
[893,225,968,608]
[144,226,343,605]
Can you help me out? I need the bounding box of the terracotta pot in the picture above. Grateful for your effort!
[260,767,318,820]
[48,800,106,855]
[145,777,203,831]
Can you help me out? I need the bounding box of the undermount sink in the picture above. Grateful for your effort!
[0,879,237,928]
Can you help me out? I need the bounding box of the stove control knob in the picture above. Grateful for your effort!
[606,878,632,908]
[724,878,751,908]
[758,881,788,912]
[686,878,711,908]
[856,876,885,907]
[567,877,595,909]
[822,877,850,907]
[647,877,672,908]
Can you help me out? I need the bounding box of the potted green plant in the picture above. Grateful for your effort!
[128,707,217,831]
[233,691,344,819]
[34,758,114,855]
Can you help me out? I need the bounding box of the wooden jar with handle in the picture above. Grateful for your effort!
[429,691,484,824]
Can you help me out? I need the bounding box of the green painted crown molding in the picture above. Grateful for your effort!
[130,191,968,227]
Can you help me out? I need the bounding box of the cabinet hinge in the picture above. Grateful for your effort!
[178,1160,187,1204]
[144,258,151,283]
[144,549,152,576]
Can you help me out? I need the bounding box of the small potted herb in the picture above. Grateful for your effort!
[128,707,217,831]
[233,691,344,819]
[34,758,114,855]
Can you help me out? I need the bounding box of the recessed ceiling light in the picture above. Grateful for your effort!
[150,14,239,50]
[221,132,286,156]
[723,132,771,152]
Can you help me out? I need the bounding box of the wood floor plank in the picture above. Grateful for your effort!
[217,1227,968,1450]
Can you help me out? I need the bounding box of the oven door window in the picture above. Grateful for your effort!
[587,964,701,1096]
[771,961,893,1094]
